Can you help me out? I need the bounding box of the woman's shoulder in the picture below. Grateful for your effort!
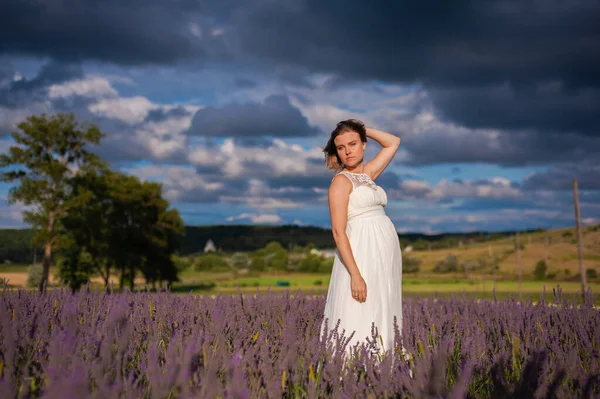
[330,171,354,189]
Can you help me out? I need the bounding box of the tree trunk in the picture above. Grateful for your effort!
[39,242,52,293]
[39,212,55,293]
[129,265,135,291]
[119,265,125,290]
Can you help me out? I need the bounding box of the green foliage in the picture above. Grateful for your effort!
[0,112,105,291]
[56,245,93,291]
[26,263,44,288]
[319,257,334,273]
[298,254,322,272]
[461,258,490,274]
[249,254,266,272]
[56,168,184,290]
[195,253,229,272]
[230,252,249,269]
[562,231,573,238]
[268,250,288,270]
[586,268,598,280]
[402,253,421,273]
[533,260,547,280]
[172,255,193,272]
[433,255,459,273]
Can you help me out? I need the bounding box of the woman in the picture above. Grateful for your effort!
[320,119,403,356]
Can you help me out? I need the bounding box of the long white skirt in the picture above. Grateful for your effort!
[321,213,403,355]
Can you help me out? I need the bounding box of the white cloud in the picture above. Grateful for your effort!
[393,177,522,201]
[195,138,324,179]
[123,165,223,201]
[89,96,158,124]
[48,76,118,99]
[226,213,282,224]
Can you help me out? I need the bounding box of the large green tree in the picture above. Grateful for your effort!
[57,169,185,291]
[106,172,185,290]
[56,168,113,289]
[0,113,104,292]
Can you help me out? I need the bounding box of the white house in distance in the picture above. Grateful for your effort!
[204,239,216,253]
[310,248,337,258]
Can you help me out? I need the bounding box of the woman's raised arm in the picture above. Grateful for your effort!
[363,127,401,180]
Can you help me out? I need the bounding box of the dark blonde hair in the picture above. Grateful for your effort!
[322,119,367,170]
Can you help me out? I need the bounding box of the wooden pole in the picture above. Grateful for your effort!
[573,178,587,298]
[489,244,497,292]
[516,232,522,301]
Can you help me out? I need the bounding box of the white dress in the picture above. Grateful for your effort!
[321,171,403,355]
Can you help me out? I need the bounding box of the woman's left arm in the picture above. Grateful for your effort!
[364,127,401,180]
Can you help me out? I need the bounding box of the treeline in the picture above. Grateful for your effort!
[0,224,538,264]
[0,113,184,292]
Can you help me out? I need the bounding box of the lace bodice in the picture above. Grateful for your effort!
[335,171,378,191]
[333,171,388,221]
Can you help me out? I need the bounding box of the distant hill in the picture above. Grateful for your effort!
[0,225,535,263]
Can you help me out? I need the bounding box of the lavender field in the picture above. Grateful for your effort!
[1,287,599,398]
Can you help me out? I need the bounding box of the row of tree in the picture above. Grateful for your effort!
[0,113,184,292]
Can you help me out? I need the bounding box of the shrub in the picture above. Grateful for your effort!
[230,252,250,269]
[533,260,547,280]
[433,255,459,273]
[172,255,193,272]
[562,231,573,238]
[564,268,571,277]
[314,279,323,286]
[26,263,44,288]
[461,258,488,274]
[586,268,598,280]
[249,255,266,272]
[402,254,421,273]
[194,253,229,272]
[319,257,334,273]
[298,254,322,273]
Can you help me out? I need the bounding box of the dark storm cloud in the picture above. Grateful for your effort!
[403,128,600,167]
[232,0,600,137]
[0,61,82,108]
[186,94,321,137]
[145,106,192,123]
[233,78,258,89]
[0,0,227,65]
[521,162,600,191]
[430,84,600,136]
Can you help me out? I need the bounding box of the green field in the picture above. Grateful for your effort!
[165,271,600,302]
[3,262,599,304]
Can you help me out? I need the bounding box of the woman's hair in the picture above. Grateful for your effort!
[323,119,367,170]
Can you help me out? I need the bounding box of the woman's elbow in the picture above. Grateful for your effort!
[331,228,345,242]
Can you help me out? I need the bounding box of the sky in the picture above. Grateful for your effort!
[0,0,599,234]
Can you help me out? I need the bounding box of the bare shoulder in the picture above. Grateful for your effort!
[329,173,352,194]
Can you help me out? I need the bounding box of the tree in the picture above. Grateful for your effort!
[0,113,104,292]
[105,172,184,290]
[56,169,184,291]
[533,260,547,280]
[56,168,113,288]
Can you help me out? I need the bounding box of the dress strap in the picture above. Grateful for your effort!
[333,171,357,189]
[333,171,377,191]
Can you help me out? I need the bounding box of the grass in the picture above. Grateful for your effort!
[168,272,600,296]
[0,264,30,273]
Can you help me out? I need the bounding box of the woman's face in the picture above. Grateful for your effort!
[334,130,365,168]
